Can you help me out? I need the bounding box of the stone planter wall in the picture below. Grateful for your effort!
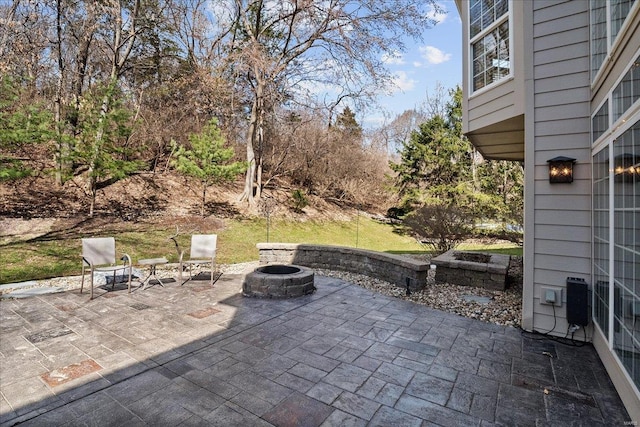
[431,250,510,291]
[256,243,429,291]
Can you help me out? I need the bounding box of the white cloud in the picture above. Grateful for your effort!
[427,2,448,25]
[390,71,417,93]
[382,51,405,65]
[413,61,423,68]
[419,45,452,65]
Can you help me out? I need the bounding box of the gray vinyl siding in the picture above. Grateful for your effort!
[533,194,592,210]
[464,1,526,135]
[535,89,590,106]
[456,0,640,417]
[535,72,591,93]
[467,79,519,128]
[534,136,592,153]
[534,240,591,259]
[530,1,591,334]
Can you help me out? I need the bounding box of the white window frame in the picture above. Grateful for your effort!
[591,0,640,87]
[591,50,640,146]
[591,47,640,398]
[591,110,640,400]
[468,0,513,96]
[611,51,640,124]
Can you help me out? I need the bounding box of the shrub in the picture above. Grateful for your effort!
[403,202,476,253]
[386,206,407,219]
[291,189,309,212]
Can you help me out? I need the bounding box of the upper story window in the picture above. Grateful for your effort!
[592,53,640,142]
[590,0,638,83]
[469,0,510,92]
[612,54,640,122]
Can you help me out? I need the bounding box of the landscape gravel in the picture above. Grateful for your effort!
[2,258,522,327]
[315,255,522,327]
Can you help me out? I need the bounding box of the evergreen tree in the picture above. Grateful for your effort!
[390,85,524,248]
[0,77,53,180]
[334,107,363,140]
[390,87,474,209]
[74,83,142,216]
[476,159,524,229]
[172,119,246,216]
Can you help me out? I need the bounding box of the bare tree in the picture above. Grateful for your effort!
[1,0,441,219]
[80,0,142,216]
[373,109,427,157]
[268,107,391,210]
[0,0,21,60]
[0,1,52,87]
[420,82,448,118]
[223,0,440,206]
[52,0,101,184]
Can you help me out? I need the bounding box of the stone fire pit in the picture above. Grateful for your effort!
[431,250,510,291]
[242,264,315,298]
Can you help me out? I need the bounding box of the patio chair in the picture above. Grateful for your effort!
[80,237,133,300]
[180,234,217,286]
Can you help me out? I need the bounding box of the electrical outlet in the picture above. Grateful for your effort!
[540,286,562,306]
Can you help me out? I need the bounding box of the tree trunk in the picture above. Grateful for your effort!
[85,0,139,217]
[239,78,264,206]
[240,118,257,205]
[89,179,97,217]
[255,89,265,200]
[255,159,262,200]
[70,25,94,134]
[87,90,111,217]
[201,182,206,217]
[471,147,480,192]
[0,0,20,58]
[54,0,68,186]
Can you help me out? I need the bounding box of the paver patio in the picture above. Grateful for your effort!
[0,271,630,426]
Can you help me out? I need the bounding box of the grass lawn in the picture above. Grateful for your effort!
[0,216,522,284]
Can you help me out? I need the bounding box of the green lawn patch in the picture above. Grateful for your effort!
[0,216,522,284]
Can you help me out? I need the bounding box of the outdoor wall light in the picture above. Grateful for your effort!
[547,156,576,184]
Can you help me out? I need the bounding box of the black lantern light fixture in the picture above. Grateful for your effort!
[547,156,576,184]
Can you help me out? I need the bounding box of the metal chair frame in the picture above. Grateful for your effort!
[179,234,217,286]
[80,237,132,300]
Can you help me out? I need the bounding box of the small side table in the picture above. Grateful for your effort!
[138,257,168,290]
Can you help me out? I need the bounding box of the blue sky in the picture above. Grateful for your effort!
[362,1,462,128]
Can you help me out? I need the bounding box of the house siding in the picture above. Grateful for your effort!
[461,0,525,156]
[535,72,591,93]
[467,79,518,126]
[456,0,640,417]
[528,1,592,336]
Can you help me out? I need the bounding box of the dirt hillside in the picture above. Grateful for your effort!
[0,173,363,243]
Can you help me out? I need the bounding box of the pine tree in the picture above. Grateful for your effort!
[390,112,473,208]
[0,77,53,181]
[172,119,246,216]
[74,83,141,216]
[334,107,363,140]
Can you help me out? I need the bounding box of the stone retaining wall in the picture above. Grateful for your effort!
[256,243,429,291]
[431,250,510,291]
